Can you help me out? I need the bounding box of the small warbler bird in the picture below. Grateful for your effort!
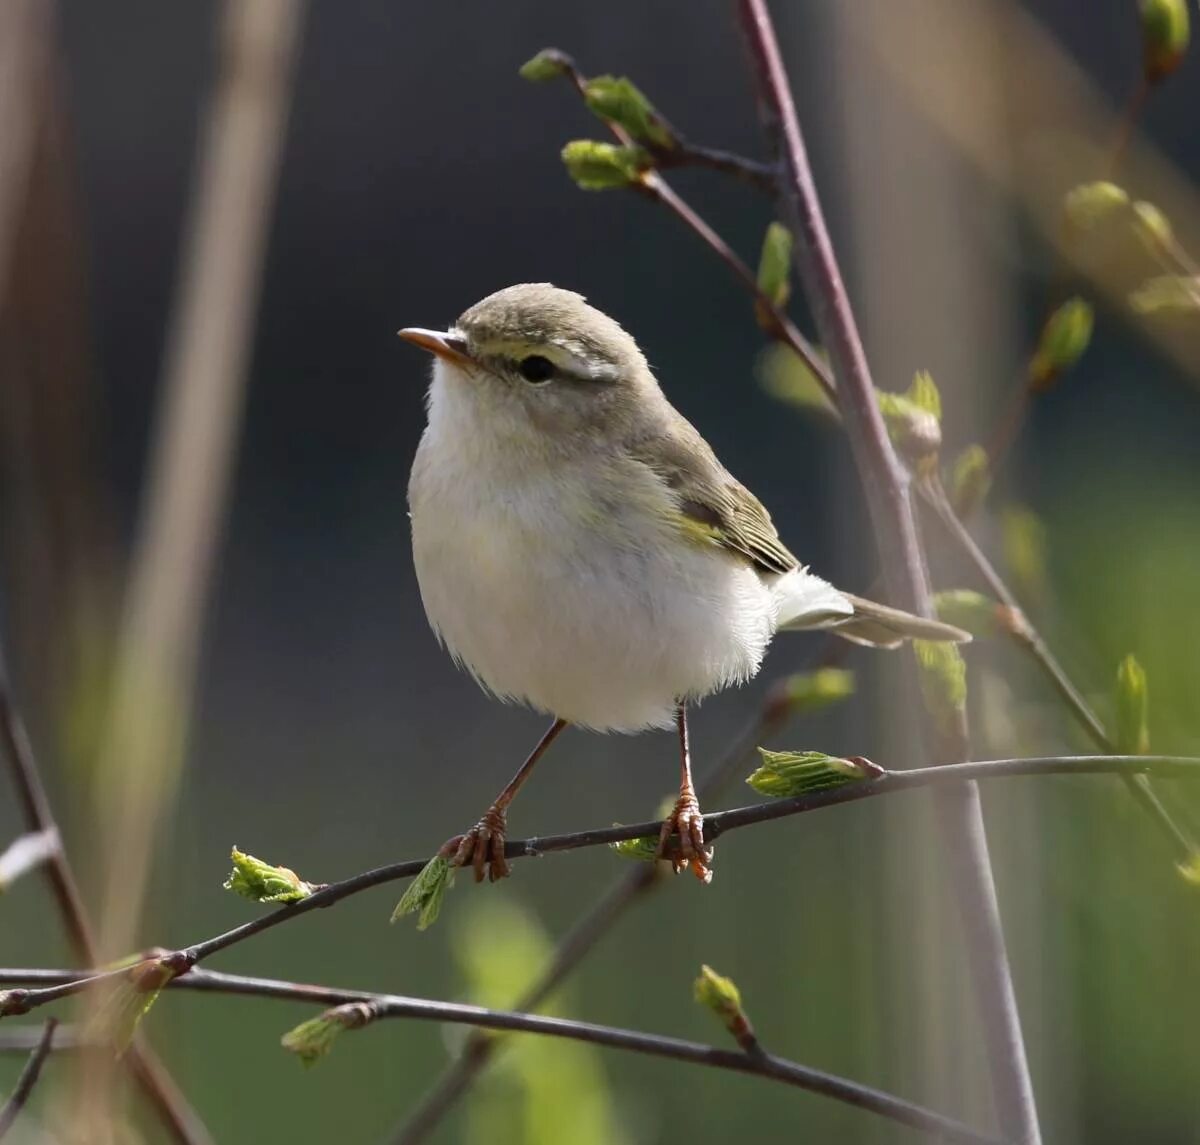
[401,284,966,883]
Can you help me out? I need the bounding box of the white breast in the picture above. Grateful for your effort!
[408,378,777,732]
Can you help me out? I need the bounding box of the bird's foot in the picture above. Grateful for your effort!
[657,790,713,884]
[444,804,510,883]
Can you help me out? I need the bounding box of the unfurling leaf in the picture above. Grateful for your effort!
[609,830,659,862]
[1063,181,1130,231]
[1030,297,1093,390]
[518,48,574,84]
[391,854,455,930]
[949,444,992,515]
[913,640,968,736]
[755,222,793,329]
[1132,200,1175,259]
[1129,275,1200,314]
[756,344,837,416]
[933,590,1001,638]
[224,847,315,905]
[560,140,650,190]
[877,385,942,465]
[1115,654,1150,756]
[906,370,942,420]
[583,75,675,148]
[1001,505,1048,603]
[281,1002,375,1068]
[1139,0,1190,83]
[746,750,874,798]
[765,668,855,721]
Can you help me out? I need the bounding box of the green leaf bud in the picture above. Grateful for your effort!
[560,140,650,190]
[1030,297,1093,390]
[1140,0,1190,83]
[583,75,675,148]
[1115,654,1150,756]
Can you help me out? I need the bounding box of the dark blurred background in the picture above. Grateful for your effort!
[3,1,1200,1142]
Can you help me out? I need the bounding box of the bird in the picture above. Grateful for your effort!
[399,283,967,884]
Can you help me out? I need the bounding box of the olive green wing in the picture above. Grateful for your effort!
[630,420,800,577]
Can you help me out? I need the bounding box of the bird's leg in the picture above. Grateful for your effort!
[656,704,713,883]
[446,717,567,883]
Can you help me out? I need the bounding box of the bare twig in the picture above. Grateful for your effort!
[0,662,213,1144]
[0,969,999,1145]
[653,137,778,192]
[733,3,1040,1140]
[0,1018,56,1139]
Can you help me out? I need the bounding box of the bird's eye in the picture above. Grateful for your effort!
[517,355,556,384]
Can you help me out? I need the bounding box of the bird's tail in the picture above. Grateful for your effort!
[775,572,970,648]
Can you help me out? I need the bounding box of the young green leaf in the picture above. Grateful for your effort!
[583,75,674,148]
[1131,200,1174,259]
[948,444,992,515]
[913,640,968,736]
[756,344,837,416]
[694,964,758,1052]
[281,1002,375,1068]
[1139,0,1190,83]
[1001,505,1048,603]
[391,854,456,930]
[766,668,855,720]
[1129,275,1200,314]
[906,370,942,420]
[755,221,793,314]
[224,847,315,905]
[876,390,941,464]
[560,140,650,190]
[746,750,874,798]
[518,48,574,84]
[609,830,660,862]
[1030,297,1093,390]
[1115,654,1150,756]
[1063,181,1130,231]
[933,590,1001,638]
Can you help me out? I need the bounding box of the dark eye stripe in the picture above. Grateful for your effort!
[518,355,556,383]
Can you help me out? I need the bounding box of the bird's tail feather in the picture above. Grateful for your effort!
[778,579,970,647]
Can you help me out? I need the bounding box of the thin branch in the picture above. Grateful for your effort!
[920,474,1198,860]
[1,753,1196,1022]
[653,137,778,192]
[391,691,790,1143]
[0,970,1000,1145]
[0,662,213,1144]
[0,1018,56,1139]
[0,829,59,892]
[733,4,1040,1140]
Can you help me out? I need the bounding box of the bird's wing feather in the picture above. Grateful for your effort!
[629,417,799,577]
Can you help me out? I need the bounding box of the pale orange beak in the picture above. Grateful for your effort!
[397,327,472,367]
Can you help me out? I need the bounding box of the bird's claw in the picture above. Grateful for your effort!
[447,805,510,883]
[657,791,713,884]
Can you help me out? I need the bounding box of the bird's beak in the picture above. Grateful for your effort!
[397,327,472,367]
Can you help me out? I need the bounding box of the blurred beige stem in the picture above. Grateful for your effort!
[86,0,304,1130]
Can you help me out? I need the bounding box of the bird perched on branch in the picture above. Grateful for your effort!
[400,284,967,884]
